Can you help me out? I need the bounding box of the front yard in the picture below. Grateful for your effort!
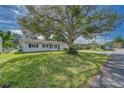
[0,52,110,87]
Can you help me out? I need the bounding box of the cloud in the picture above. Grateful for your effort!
[0,24,17,30]
[0,19,16,24]
[75,37,90,44]
[75,36,111,45]
[13,9,20,15]
[0,5,26,30]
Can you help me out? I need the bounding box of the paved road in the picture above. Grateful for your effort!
[90,49,124,88]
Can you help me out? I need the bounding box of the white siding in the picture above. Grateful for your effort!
[21,43,68,52]
[0,38,2,53]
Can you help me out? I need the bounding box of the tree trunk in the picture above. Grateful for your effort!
[68,40,73,49]
[66,39,77,54]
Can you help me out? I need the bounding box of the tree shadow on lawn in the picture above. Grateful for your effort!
[0,53,108,88]
[14,51,64,55]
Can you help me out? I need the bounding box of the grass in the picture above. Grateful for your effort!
[0,51,110,88]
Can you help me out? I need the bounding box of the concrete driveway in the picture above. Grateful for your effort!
[90,49,124,88]
[113,49,124,54]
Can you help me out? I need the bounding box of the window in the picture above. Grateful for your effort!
[29,44,38,48]
[42,43,60,48]
[46,44,49,47]
[42,44,45,48]
[51,44,53,48]
[42,44,49,48]
[49,44,54,48]
[20,45,22,48]
[54,45,58,48]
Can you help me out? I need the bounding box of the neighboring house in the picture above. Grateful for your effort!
[19,39,68,52]
[0,37,2,53]
[113,42,123,49]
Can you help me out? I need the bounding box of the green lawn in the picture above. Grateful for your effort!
[0,52,110,88]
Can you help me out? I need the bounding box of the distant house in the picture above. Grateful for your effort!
[113,42,123,49]
[19,39,68,52]
[0,37,2,53]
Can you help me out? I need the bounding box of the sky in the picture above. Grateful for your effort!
[0,5,124,44]
[0,5,26,30]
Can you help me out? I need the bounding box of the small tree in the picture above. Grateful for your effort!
[90,39,98,50]
[18,6,123,53]
[113,36,124,48]
[0,31,14,52]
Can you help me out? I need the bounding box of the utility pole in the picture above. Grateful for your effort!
[105,31,107,45]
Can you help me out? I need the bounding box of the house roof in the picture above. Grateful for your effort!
[19,39,67,45]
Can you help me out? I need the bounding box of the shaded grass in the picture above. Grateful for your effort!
[0,52,110,88]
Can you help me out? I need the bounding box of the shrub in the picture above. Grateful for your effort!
[18,49,23,52]
[82,45,91,50]
[63,48,68,51]
[100,45,105,50]
[72,44,88,50]
[66,47,78,54]
[91,45,97,50]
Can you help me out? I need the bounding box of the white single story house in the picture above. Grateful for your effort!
[0,37,2,53]
[19,39,68,52]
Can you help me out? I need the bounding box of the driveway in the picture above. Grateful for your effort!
[79,50,113,56]
[90,49,124,88]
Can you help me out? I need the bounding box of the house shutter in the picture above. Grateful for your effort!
[29,44,31,48]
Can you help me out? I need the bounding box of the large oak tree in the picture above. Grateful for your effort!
[18,6,123,49]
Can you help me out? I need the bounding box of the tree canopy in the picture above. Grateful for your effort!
[113,36,124,43]
[18,6,123,49]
